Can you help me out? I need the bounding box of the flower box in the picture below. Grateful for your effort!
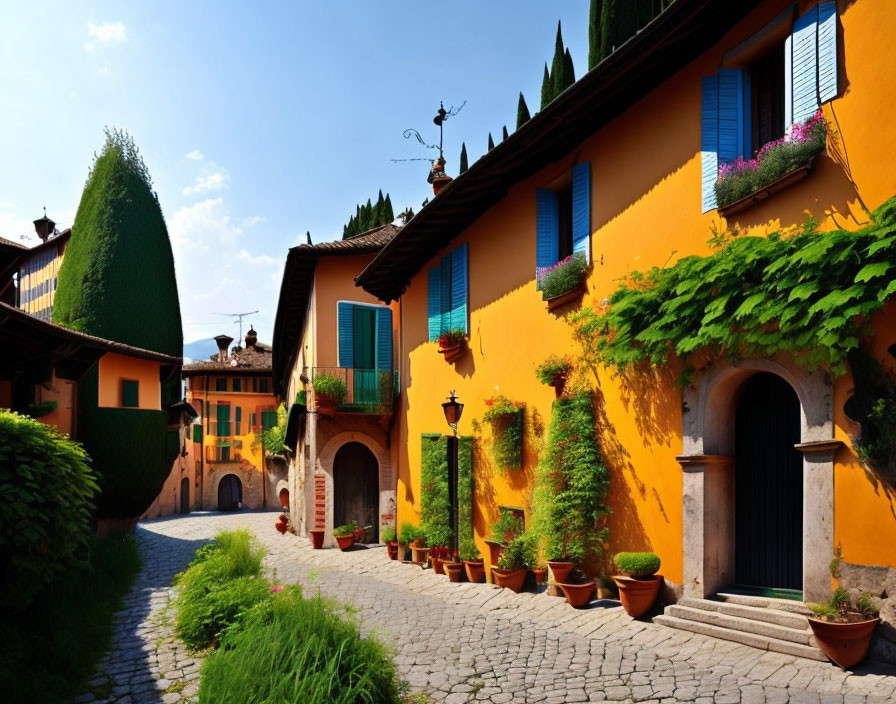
[538,253,588,312]
[718,159,815,218]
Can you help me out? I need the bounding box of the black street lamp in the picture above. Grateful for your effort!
[441,391,464,554]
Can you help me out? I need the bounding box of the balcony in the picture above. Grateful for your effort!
[206,441,243,463]
[311,367,397,414]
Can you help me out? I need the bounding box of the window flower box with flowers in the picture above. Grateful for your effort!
[437,328,467,362]
[538,253,588,311]
[482,396,524,472]
[716,110,826,217]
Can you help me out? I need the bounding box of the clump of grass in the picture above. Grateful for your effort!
[199,585,400,703]
[174,528,269,650]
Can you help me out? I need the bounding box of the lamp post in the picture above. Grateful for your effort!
[441,390,464,555]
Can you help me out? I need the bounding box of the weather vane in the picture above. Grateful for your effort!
[391,100,466,163]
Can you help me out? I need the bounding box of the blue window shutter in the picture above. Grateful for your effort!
[718,68,746,163]
[375,307,393,370]
[789,6,820,124]
[450,243,468,333]
[439,254,452,334]
[701,75,719,213]
[427,267,441,342]
[817,2,838,104]
[337,301,354,367]
[535,189,559,275]
[571,162,591,263]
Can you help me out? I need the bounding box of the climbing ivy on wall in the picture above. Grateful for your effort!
[420,434,451,547]
[482,396,524,472]
[569,197,896,382]
[457,436,476,560]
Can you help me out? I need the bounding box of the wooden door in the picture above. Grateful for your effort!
[333,442,378,542]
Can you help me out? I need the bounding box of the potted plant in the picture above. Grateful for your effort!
[429,545,449,575]
[539,253,588,311]
[482,397,524,472]
[382,525,398,560]
[398,521,417,562]
[460,537,485,583]
[545,532,575,587]
[807,587,881,669]
[437,328,467,362]
[492,535,534,593]
[275,513,289,534]
[612,552,662,618]
[313,374,346,417]
[333,521,358,552]
[485,509,524,567]
[309,527,325,549]
[557,567,596,608]
[535,356,574,398]
[532,562,548,585]
[410,534,430,565]
[442,550,466,582]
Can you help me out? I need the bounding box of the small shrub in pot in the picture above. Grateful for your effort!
[613,552,661,579]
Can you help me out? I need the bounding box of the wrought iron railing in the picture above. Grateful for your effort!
[206,440,243,463]
[310,368,397,413]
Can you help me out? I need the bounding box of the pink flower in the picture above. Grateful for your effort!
[270,584,283,592]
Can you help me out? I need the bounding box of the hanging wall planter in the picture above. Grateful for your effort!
[437,329,468,363]
[535,356,574,398]
[312,373,346,418]
[483,396,524,472]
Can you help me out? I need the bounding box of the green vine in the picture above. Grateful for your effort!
[569,197,896,383]
[482,395,524,471]
[420,434,451,547]
[457,436,478,560]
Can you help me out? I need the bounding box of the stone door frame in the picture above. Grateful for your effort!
[678,356,840,602]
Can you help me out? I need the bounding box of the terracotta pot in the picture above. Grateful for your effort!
[335,534,355,551]
[808,617,880,669]
[612,574,662,618]
[310,529,325,549]
[437,341,467,363]
[410,545,431,564]
[432,555,445,574]
[492,567,527,593]
[387,542,398,560]
[316,396,338,417]
[558,581,595,608]
[485,540,506,566]
[532,568,548,585]
[465,560,485,583]
[547,560,574,584]
[444,561,466,582]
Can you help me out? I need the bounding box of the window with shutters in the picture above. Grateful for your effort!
[121,379,139,408]
[232,377,241,392]
[701,2,838,213]
[337,301,394,369]
[535,161,591,283]
[426,243,468,342]
[215,377,227,392]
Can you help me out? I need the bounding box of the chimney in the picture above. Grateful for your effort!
[33,208,56,243]
[427,156,452,195]
[214,334,234,362]
[245,327,258,348]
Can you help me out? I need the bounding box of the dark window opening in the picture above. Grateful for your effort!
[556,183,573,262]
[215,378,227,392]
[122,380,139,408]
[259,379,270,394]
[233,377,241,392]
[750,43,786,155]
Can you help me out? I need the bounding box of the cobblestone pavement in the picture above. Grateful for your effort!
[79,511,896,704]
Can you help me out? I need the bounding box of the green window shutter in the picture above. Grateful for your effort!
[192,425,202,443]
[235,406,242,434]
[261,410,277,431]
[122,380,139,408]
[353,305,376,369]
[233,377,241,392]
[216,403,231,435]
[337,301,354,368]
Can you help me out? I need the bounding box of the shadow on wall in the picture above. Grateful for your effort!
[472,436,497,543]
[615,366,682,450]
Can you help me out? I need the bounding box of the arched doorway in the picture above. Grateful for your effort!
[279,487,290,509]
[217,474,242,511]
[180,477,190,514]
[333,442,379,542]
[735,373,803,594]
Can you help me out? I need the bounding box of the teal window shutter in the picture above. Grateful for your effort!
[701,75,719,213]
[449,243,468,332]
[375,307,393,370]
[571,162,591,262]
[337,301,354,367]
[427,267,441,341]
[122,380,139,408]
[535,189,559,275]
[817,2,838,104]
[439,254,452,333]
[232,377,241,392]
[192,424,202,443]
[788,6,820,125]
[718,68,748,163]
[235,406,242,435]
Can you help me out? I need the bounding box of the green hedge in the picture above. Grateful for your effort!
[457,436,476,560]
[420,434,451,547]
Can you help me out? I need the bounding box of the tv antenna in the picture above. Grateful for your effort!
[214,310,259,342]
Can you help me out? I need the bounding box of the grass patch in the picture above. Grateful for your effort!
[0,531,141,703]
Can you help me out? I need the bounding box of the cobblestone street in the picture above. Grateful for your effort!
[79,511,896,704]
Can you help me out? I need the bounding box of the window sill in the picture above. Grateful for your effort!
[718,157,816,218]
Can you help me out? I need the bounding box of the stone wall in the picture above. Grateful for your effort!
[840,561,896,665]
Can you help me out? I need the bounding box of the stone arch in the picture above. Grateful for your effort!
[317,431,394,546]
[679,355,838,602]
[275,478,290,509]
[216,473,243,511]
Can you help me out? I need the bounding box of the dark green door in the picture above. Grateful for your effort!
[352,307,377,405]
[216,403,230,436]
[735,373,803,593]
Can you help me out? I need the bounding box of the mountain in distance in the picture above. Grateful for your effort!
[183,337,218,363]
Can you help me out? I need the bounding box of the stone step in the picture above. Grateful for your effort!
[654,614,827,661]
[714,591,813,616]
[665,604,814,645]
[678,596,810,631]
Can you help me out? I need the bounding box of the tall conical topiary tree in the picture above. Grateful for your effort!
[550,21,566,102]
[589,0,604,70]
[541,63,552,109]
[502,125,509,141]
[54,128,181,356]
[459,142,469,174]
[517,93,531,129]
[384,193,394,223]
[563,48,575,92]
[488,133,495,151]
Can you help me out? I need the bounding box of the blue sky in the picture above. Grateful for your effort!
[0,1,590,345]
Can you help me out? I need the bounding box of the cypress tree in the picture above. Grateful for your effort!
[487,133,495,151]
[517,93,531,129]
[374,189,385,226]
[384,193,394,223]
[563,48,575,91]
[600,0,617,61]
[459,142,469,174]
[550,21,566,102]
[541,63,552,109]
[589,0,603,70]
[502,125,509,141]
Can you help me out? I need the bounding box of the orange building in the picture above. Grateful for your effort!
[347,0,896,662]
[273,224,401,546]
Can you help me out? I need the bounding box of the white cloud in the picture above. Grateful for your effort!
[182,164,230,196]
[87,20,127,44]
[95,64,113,79]
[242,216,265,227]
[167,198,282,343]
[185,150,204,161]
